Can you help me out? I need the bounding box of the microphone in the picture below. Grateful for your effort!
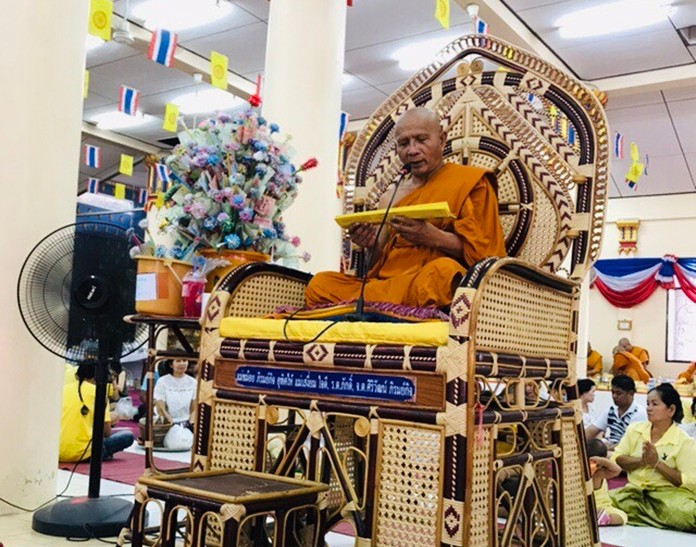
[347,163,412,321]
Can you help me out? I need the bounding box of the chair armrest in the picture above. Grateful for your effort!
[203,262,312,328]
[452,257,578,365]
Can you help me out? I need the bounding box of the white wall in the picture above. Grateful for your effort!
[588,193,696,380]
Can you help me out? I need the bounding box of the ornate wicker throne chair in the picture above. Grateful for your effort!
[131,35,609,547]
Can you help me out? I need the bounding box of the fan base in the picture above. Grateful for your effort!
[32,496,132,538]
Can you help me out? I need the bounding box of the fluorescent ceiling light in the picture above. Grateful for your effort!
[132,0,233,31]
[91,111,156,130]
[393,35,459,71]
[85,34,105,51]
[173,88,245,114]
[556,1,673,39]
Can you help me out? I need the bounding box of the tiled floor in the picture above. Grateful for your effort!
[0,443,693,546]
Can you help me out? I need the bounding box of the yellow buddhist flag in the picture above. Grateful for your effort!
[155,192,165,209]
[88,0,113,41]
[210,51,228,90]
[624,142,644,188]
[119,154,134,176]
[114,182,126,200]
[434,0,450,29]
[83,70,90,99]
[163,103,180,132]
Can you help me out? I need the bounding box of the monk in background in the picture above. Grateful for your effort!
[618,337,650,371]
[611,346,650,383]
[587,342,603,377]
[305,107,506,309]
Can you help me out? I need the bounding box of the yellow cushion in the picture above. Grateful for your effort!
[219,317,449,346]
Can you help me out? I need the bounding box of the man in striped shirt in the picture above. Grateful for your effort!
[585,375,647,448]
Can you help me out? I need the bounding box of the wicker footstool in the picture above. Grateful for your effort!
[129,469,328,547]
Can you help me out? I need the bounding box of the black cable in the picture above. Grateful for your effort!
[0,439,92,512]
[352,163,412,319]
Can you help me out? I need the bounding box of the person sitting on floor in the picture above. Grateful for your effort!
[611,346,650,383]
[305,107,507,310]
[677,361,696,383]
[586,342,603,377]
[578,378,597,428]
[586,438,627,526]
[618,337,650,372]
[610,383,696,532]
[59,360,135,462]
[153,358,197,428]
[585,375,647,449]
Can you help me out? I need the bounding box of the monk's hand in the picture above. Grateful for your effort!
[389,216,436,246]
[347,222,377,248]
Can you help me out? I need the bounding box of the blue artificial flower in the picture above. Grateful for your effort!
[262,228,277,239]
[257,116,266,125]
[269,123,279,133]
[206,154,220,166]
[203,216,218,230]
[231,194,245,209]
[224,234,241,249]
[154,245,167,258]
[170,245,185,260]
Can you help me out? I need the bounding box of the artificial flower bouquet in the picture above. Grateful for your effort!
[139,107,316,268]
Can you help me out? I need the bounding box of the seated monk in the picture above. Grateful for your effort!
[587,342,603,377]
[618,337,650,371]
[305,107,506,309]
[611,346,650,383]
[677,362,696,383]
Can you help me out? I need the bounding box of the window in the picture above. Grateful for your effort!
[666,289,696,362]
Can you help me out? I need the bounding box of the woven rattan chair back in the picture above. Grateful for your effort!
[344,34,609,280]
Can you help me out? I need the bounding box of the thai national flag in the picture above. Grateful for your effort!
[88,177,99,193]
[84,145,101,168]
[119,85,140,116]
[614,132,624,159]
[138,188,147,204]
[148,29,177,67]
[476,17,489,35]
[156,163,171,191]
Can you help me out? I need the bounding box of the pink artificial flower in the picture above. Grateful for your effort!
[290,236,301,247]
[189,201,208,219]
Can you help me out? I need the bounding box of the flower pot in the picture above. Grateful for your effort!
[134,256,193,316]
[199,249,269,291]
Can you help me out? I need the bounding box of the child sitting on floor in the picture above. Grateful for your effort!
[586,438,627,526]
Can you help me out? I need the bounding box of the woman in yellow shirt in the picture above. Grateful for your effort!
[610,383,696,532]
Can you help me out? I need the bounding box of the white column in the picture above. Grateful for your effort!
[0,1,88,514]
[262,0,346,273]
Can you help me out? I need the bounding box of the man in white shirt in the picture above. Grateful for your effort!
[585,375,647,448]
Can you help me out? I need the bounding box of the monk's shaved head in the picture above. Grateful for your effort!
[393,107,446,182]
[395,107,442,133]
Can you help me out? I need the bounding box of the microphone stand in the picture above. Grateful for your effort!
[346,164,411,322]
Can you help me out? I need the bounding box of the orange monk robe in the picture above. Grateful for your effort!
[587,350,603,376]
[305,165,506,308]
[612,351,650,383]
[677,362,696,383]
[630,345,650,366]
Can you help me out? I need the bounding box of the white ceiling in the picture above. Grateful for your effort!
[80,0,696,199]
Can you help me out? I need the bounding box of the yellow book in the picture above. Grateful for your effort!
[335,202,454,228]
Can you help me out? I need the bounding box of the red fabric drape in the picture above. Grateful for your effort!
[593,275,659,308]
